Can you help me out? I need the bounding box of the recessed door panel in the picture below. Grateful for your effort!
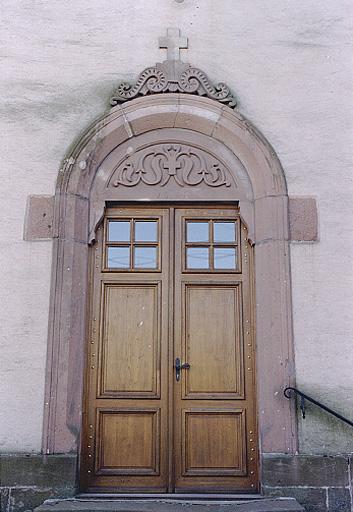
[182,409,246,476]
[96,408,160,475]
[183,284,244,399]
[99,283,160,398]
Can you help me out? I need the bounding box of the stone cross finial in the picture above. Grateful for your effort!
[111,27,237,109]
[159,27,188,61]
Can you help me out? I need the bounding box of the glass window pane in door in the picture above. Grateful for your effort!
[186,222,209,242]
[214,248,237,269]
[107,247,130,268]
[108,221,130,242]
[213,222,236,243]
[134,246,158,269]
[134,221,158,242]
[186,247,209,269]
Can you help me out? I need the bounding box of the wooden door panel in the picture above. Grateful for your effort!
[182,409,246,476]
[183,284,244,399]
[174,207,258,492]
[96,408,160,475]
[99,283,160,398]
[81,207,170,492]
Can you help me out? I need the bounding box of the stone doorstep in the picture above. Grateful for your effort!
[34,497,304,512]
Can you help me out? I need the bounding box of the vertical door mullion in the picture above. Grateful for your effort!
[210,220,214,271]
[168,206,175,492]
[130,219,134,270]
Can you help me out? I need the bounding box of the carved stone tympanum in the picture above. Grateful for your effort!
[109,144,233,188]
[110,28,237,108]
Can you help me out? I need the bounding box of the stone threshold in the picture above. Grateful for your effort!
[34,497,304,512]
[76,494,266,500]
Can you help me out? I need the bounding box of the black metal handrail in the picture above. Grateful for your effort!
[284,387,353,427]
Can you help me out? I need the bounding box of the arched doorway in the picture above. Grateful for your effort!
[42,94,297,493]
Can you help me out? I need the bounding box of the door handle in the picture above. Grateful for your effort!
[175,357,191,382]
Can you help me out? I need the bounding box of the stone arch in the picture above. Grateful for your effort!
[42,93,297,458]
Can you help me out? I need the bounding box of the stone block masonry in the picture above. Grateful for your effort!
[262,454,353,512]
[0,455,77,512]
[0,454,352,511]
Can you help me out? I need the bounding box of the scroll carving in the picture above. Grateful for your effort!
[110,61,237,109]
[109,145,233,188]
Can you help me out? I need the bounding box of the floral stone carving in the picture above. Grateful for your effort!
[109,144,234,188]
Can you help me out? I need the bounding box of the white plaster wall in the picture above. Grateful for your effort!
[1,0,352,453]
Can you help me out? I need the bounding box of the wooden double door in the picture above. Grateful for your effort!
[81,205,258,493]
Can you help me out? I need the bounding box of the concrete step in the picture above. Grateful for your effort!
[34,497,304,512]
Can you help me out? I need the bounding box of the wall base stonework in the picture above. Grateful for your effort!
[262,454,353,512]
[0,454,77,512]
[0,454,352,511]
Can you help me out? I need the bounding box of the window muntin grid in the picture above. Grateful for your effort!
[105,219,160,271]
[184,219,239,272]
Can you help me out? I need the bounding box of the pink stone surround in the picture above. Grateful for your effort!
[42,94,298,458]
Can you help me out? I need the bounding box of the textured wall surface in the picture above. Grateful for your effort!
[1,0,353,453]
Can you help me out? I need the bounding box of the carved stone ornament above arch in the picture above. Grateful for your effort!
[43,93,297,459]
[110,28,237,109]
[110,60,237,109]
